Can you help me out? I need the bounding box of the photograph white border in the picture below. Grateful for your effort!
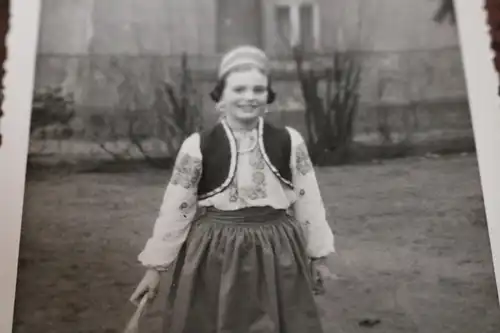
[455,0,500,304]
[0,0,42,331]
[0,0,499,332]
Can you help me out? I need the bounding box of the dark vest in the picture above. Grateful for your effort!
[197,117,294,200]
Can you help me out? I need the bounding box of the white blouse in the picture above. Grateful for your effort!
[138,124,335,271]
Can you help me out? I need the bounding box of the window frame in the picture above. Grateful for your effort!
[273,1,320,52]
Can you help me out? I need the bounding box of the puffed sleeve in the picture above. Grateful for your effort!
[137,133,202,270]
[286,127,335,258]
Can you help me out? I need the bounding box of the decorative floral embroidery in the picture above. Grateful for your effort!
[295,143,313,176]
[161,228,185,241]
[252,171,265,185]
[240,170,268,200]
[228,178,239,203]
[243,146,268,199]
[249,147,266,170]
[170,153,202,189]
[178,201,191,218]
[222,136,269,202]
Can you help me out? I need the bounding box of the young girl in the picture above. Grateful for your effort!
[130,45,336,333]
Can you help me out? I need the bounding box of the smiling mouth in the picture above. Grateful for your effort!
[238,104,260,110]
[241,107,259,114]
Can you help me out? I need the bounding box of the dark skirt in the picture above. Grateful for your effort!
[162,206,324,333]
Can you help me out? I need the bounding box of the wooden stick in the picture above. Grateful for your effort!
[122,294,149,333]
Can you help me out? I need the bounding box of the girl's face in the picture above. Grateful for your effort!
[220,67,269,123]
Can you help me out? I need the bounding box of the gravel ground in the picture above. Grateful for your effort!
[12,154,500,333]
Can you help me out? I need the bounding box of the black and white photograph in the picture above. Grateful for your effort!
[10,0,500,332]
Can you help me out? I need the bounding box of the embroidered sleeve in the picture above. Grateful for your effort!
[286,127,335,258]
[137,133,202,271]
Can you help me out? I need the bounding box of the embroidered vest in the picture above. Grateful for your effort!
[197,117,293,200]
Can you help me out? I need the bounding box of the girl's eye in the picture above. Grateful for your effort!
[254,86,266,94]
[233,86,246,93]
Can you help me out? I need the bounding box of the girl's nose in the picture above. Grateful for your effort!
[243,91,257,101]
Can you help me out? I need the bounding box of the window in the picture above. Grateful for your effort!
[274,2,320,54]
[216,0,264,53]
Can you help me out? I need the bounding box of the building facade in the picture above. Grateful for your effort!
[33,0,470,143]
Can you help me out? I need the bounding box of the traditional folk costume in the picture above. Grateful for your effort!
[137,47,335,333]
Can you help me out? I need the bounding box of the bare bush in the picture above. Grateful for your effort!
[292,46,361,165]
[114,53,204,169]
[29,87,75,159]
[30,86,75,137]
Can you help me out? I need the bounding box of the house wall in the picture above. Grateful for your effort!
[37,0,216,55]
[32,0,471,145]
[36,0,465,101]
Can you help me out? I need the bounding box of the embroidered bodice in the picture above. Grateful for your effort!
[138,123,335,270]
[197,117,293,200]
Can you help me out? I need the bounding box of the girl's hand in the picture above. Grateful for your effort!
[310,256,338,295]
[129,268,161,306]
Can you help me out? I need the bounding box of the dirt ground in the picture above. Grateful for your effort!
[12,154,500,333]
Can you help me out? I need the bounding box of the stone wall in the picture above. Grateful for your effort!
[31,0,472,151]
[33,47,470,141]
